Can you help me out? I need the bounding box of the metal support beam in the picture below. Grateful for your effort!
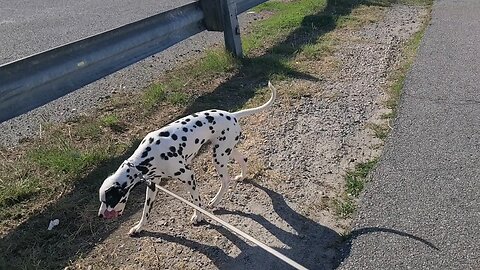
[221,0,243,57]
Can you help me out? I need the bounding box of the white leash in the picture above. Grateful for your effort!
[155,184,309,270]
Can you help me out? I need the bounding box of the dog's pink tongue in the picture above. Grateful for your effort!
[104,210,119,219]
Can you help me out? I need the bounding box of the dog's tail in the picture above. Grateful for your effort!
[232,81,277,119]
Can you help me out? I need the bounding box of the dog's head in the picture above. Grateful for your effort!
[98,161,142,219]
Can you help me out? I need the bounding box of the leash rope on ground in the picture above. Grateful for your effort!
[155,184,309,270]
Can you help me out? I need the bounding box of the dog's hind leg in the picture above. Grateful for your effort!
[129,182,157,236]
[231,148,247,181]
[209,142,234,208]
[177,168,204,224]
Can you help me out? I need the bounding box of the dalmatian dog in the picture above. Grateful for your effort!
[98,82,276,236]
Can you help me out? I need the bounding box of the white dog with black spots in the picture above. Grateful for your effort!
[98,82,277,236]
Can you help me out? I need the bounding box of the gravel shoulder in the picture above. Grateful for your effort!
[65,4,427,269]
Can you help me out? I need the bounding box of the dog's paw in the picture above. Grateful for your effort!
[233,175,244,182]
[128,224,143,237]
[190,213,204,225]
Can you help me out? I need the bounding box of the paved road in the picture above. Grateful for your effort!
[0,0,191,64]
[339,0,480,269]
[0,0,257,146]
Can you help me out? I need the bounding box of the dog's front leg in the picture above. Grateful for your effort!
[128,182,157,236]
[177,169,204,224]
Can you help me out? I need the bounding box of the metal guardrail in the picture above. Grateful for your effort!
[0,0,268,123]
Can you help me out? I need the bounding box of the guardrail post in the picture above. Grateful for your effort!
[200,0,243,57]
[221,0,243,57]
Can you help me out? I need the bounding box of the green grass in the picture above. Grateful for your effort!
[29,144,110,176]
[336,197,356,218]
[345,159,378,197]
[102,114,119,127]
[246,0,329,54]
[77,121,103,139]
[0,178,42,208]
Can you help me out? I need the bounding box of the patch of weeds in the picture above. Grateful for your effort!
[245,0,329,54]
[143,84,167,111]
[335,197,356,218]
[368,123,390,140]
[166,91,190,106]
[101,114,127,133]
[75,121,103,139]
[345,159,378,197]
[0,177,42,207]
[192,50,238,76]
[28,140,114,176]
[102,114,119,127]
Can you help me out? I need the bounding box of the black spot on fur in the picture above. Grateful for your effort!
[136,165,149,174]
[195,121,203,127]
[181,121,187,125]
[161,153,168,160]
[204,112,210,116]
[211,110,217,112]
[180,168,185,173]
[185,118,191,122]
[169,146,176,153]
[219,113,224,116]
[209,126,214,130]
[171,134,178,140]
[167,152,174,158]
[148,182,156,192]
[225,148,232,155]
[226,116,231,121]
[141,151,149,158]
[206,116,214,123]
[244,157,248,162]
[156,140,161,144]
[159,131,170,137]
[195,138,199,144]
[149,137,154,144]
[147,198,151,206]
[174,171,181,176]
[182,136,187,141]
[201,139,205,144]
[187,181,191,185]
[183,127,188,132]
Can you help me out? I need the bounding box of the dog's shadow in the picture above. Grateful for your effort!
[140,180,438,269]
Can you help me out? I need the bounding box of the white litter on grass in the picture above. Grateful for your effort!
[47,219,60,230]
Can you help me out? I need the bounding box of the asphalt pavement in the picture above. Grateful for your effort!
[339,0,480,269]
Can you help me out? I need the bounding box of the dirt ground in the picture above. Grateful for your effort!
[0,3,428,270]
